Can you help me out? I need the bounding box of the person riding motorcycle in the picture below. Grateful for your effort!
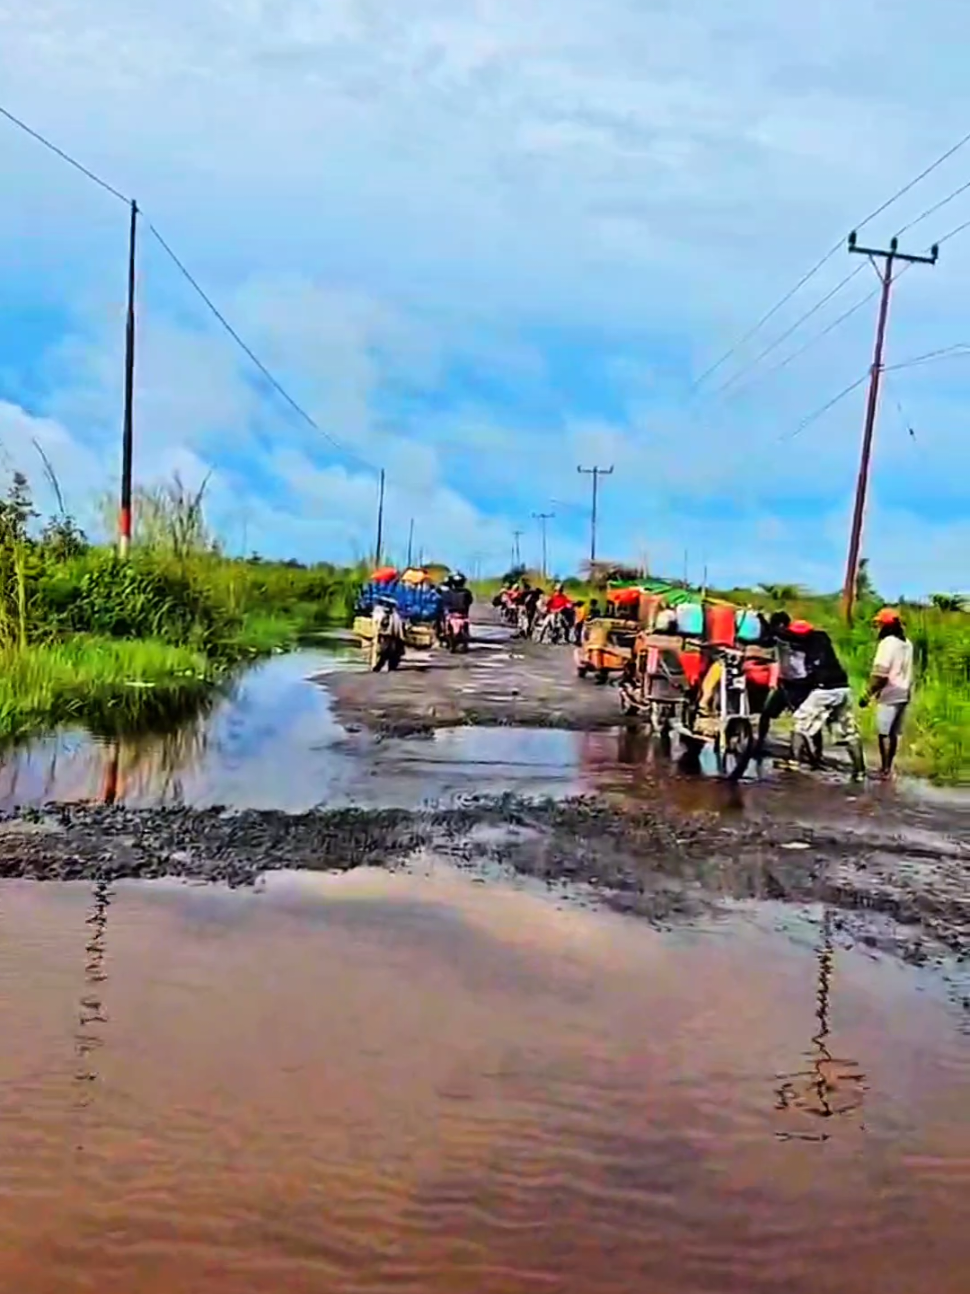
[438,572,473,647]
[440,572,473,617]
[538,582,574,642]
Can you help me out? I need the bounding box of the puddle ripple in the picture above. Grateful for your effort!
[0,869,967,1292]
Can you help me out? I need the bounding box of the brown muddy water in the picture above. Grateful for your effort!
[1,866,967,1293]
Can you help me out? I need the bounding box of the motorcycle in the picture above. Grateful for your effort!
[443,609,470,653]
[537,609,567,645]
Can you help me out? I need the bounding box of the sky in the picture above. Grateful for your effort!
[1,0,969,595]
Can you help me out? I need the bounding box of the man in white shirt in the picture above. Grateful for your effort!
[860,608,914,777]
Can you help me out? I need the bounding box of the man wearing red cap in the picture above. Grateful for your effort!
[860,608,914,777]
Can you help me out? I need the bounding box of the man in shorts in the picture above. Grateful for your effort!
[783,623,864,777]
[860,607,914,778]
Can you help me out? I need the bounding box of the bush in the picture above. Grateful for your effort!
[36,553,232,648]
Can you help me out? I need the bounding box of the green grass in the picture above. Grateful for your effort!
[0,637,219,744]
[0,547,368,746]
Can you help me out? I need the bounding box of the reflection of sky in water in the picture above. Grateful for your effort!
[0,652,587,812]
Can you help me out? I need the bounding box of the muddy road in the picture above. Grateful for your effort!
[320,617,619,734]
[0,637,968,973]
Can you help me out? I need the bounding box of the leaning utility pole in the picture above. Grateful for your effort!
[842,231,938,623]
[374,468,386,567]
[118,199,138,557]
[532,511,554,580]
[577,464,614,565]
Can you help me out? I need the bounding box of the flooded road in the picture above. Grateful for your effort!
[1,869,967,1293]
[0,650,591,812]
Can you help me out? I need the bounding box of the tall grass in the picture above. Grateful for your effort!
[0,638,216,743]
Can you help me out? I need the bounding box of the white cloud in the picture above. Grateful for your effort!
[0,0,969,587]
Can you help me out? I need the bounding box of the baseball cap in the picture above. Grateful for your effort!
[874,606,901,625]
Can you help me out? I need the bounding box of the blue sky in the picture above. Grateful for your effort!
[1,0,969,594]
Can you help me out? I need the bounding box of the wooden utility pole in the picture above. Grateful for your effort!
[532,512,554,580]
[513,529,523,567]
[406,517,414,567]
[842,231,938,622]
[577,464,613,565]
[374,469,386,567]
[119,199,138,557]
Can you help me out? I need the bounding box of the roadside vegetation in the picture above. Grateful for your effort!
[0,469,362,744]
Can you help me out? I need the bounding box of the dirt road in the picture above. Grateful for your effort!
[321,617,620,735]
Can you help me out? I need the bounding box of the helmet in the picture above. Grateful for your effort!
[453,571,467,586]
[789,619,813,634]
[874,606,901,626]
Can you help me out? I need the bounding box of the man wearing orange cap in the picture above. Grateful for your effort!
[860,608,913,777]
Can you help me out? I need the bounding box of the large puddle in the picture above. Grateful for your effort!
[0,869,967,1292]
[0,650,593,812]
[1,650,967,844]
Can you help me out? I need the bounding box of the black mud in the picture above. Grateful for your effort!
[2,795,968,968]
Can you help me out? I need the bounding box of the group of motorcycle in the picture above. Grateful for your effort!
[493,583,576,645]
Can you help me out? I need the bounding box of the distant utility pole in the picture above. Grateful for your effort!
[374,468,386,567]
[406,517,415,568]
[577,464,613,565]
[532,512,554,580]
[842,230,938,623]
[118,199,138,558]
[513,529,524,567]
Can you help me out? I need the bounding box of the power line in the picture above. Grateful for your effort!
[147,225,369,467]
[779,372,869,443]
[692,124,970,389]
[727,285,882,400]
[709,264,866,398]
[711,194,970,405]
[0,100,376,475]
[0,104,130,205]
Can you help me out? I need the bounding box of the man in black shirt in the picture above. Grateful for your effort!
[776,622,864,776]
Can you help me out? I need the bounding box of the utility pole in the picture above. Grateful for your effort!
[513,529,524,568]
[118,199,138,557]
[374,468,386,567]
[532,511,554,581]
[842,230,938,623]
[406,517,414,568]
[577,464,613,565]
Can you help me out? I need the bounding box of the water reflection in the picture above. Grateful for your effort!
[775,909,868,1140]
[0,871,966,1294]
[74,877,111,1125]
